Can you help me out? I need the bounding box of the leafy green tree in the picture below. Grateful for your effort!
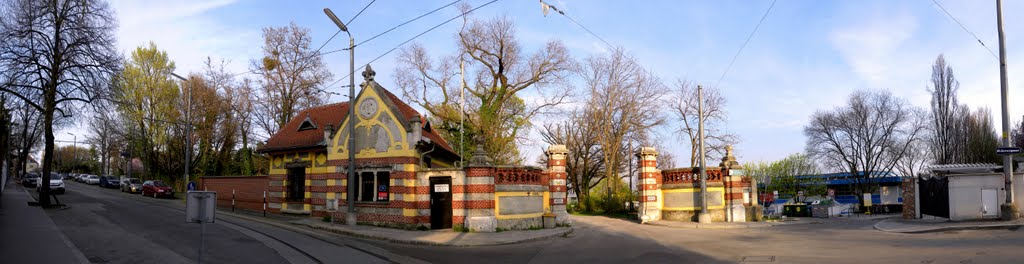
[745,153,823,201]
[113,42,181,182]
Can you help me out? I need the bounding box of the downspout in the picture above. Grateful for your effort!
[420,141,436,168]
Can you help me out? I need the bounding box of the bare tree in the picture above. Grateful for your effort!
[540,110,604,211]
[927,54,968,165]
[86,110,117,175]
[394,4,574,164]
[804,90,925,208]
[582,48,666,212]
[251,22,333,138]
[0,0,120,206]
[670,81,739,167]
[963,107,1000,164]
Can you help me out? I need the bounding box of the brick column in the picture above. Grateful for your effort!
[546,145,571,225]
[637,147,661,223]
[902,178,916,219]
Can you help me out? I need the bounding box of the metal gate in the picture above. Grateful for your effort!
[917,176,949,218]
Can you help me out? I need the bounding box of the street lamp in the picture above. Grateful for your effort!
[170,72,192,193]
[67,132,76,171]
[324,7,358,226]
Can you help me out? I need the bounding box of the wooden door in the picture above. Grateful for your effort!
[429,177,452,229]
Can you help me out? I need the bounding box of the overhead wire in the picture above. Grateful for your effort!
[324,0,500,90]
[713,0,776,89]
[539,0,613,50]
[930,0,999,60]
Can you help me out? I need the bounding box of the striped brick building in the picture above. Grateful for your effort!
[215,65,569,231]
[637,146,759,223]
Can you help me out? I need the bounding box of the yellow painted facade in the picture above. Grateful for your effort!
[661,187,726,211]
[494,191,550,220]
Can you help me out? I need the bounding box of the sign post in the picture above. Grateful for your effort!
[996,147,1022,155]
[186,191,216,264]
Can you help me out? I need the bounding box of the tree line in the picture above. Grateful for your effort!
[746,54,1009,209]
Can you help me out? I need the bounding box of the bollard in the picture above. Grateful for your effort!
[262,191,267,217]
[232,189,236,212]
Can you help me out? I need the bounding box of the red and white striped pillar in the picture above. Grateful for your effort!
[637,147,662,223]
[546,145,570,225]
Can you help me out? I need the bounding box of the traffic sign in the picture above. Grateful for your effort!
[997,147,1022,155]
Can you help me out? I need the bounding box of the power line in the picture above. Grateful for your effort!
[713,0,776,89]
[325,0,500,90]
[314,0,378,62]
[357,0,461,48]
[539,0,613,50]
[930,0,999,60]
[348,0,376,26]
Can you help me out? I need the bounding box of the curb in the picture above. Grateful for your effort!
[873,219,1024,233]
[298,221,574,247]
[645,220,819,229]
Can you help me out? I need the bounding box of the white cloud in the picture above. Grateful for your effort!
[110,0,259,75]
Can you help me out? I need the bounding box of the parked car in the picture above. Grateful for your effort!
[37,174,65,194]
[141,180,174,198]
[85,175,101,185]
[99,176,120,189]
[121,178,143,193]
[21,172,40,187]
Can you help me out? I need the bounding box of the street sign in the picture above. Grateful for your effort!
[997,147,1022,155]
[185,191,216,223]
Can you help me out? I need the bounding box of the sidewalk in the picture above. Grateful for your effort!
[294,218,573,247]
[0,182,89,264]
[648,214,897,229]
[874,217,1024,233]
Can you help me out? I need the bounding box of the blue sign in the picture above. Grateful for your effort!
[997,147,1022,155]
[187,181,197,191]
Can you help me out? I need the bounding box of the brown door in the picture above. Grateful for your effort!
[429,177,452,229]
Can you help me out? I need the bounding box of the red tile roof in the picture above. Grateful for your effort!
[260,102,348,153]
[259,84,456,156]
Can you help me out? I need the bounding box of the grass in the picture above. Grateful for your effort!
[453,225,470,233]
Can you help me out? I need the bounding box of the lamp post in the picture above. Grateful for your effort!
[996,0,1018,220]
[697,85,711,223]
[67,132,76,172]
[170,72,192,193]
[324,7,358,226]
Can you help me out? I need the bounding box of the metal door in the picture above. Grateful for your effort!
[918,176,949,218]
[429,177,452,229]
[982,188,999,217]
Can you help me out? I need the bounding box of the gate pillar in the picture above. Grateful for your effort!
[637,147,662,223]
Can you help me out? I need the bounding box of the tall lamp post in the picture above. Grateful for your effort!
[996,0,1018,220]
[324,7,358,226]
[67,132,76,172]
[170,73,192,193]
[697,85,711,223]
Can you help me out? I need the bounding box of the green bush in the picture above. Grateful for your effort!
[416,225,429,231]
[321,216,331,222]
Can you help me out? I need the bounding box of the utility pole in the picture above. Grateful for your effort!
[996,0,1019,220]
[698,85,711,223]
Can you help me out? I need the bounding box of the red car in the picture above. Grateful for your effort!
[141,180,175,198]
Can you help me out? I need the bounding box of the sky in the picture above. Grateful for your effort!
[52,0,1024,170]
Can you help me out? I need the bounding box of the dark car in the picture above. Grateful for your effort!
[142,180,174,198]
[99,176,121,189]
[121,178,143,193]
[21,172,40,187]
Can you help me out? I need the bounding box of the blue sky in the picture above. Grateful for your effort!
[54,0,1024,170]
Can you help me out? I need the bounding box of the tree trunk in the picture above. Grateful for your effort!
[39,88,56,206]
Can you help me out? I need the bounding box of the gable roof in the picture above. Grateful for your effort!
[258,82,456,156]
[259,102,347,153]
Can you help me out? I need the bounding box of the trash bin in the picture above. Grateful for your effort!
[783,204,810,217]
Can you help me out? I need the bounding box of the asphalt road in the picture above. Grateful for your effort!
[44,181,390,264]
[367,214,1024,264]
[38,181,1024,264]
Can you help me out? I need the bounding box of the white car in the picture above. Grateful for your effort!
[37,174,65,194]
[86,175,101,185]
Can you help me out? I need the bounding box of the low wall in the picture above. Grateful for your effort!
[199,176,269,212]
[495,183,547,230]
